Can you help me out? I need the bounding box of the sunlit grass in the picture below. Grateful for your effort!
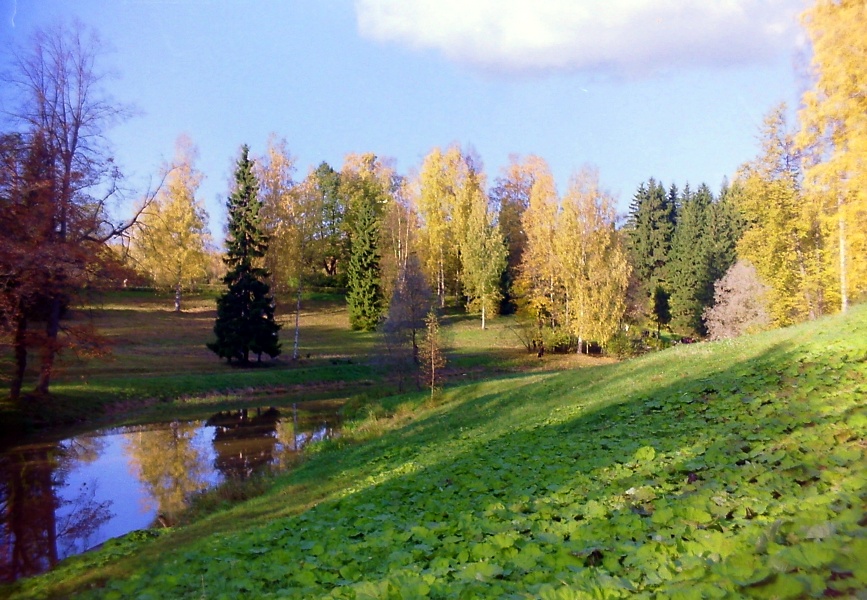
[6,303,864,599]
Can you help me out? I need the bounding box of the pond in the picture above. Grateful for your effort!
[0,405,339,582]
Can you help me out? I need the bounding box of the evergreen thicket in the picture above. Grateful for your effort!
[208,145,281,364]
[346,176,384,331]
[626,179,743,336]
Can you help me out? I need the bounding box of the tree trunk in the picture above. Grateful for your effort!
[481,304,486,330]
[438,256,445,308]
[11,311,28,403]
[35,296,62,396]
[174,283,182,312]
[293,282,302,360]
[838,196,848,313]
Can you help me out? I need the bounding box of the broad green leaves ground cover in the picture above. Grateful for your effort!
[9,306,867,599]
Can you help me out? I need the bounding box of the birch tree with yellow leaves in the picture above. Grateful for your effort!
[491,154,552,312]
[516,158,560,328]
[797,0,867,311]
[555,167,629,350]
[416,146,474,307]
[460,184,506,329]
[129,135,210,312]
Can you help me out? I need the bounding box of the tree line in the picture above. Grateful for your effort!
[2,0,864,399]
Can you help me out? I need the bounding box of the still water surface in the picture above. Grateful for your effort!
[0,406,338,581]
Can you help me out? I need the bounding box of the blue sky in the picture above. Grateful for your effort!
[1,0,808,242]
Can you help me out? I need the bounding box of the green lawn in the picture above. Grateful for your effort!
[4,301,865,599]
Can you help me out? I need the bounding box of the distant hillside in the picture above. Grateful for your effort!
[9,304,866,599]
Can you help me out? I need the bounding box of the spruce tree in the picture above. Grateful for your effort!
[625,178,676,296]
[667,184,713,334]
[208,145,281,364]
[346,177,383,331]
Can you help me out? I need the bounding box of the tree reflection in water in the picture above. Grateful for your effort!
[0,440,112,582]
[123,422,210,525]
[207,408,280,480]
[0,407,340,581]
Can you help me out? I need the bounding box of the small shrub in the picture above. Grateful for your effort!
[605,333,642,359]
[181,475,272,524]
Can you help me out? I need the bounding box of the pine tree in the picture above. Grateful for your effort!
[346,176,384,331]
[208,145,281,365]
[651,285,672,337]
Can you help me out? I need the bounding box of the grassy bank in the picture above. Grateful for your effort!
[0,290,597,440]
[4,301,865,598]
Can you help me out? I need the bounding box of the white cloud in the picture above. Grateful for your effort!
[355,0,807,75]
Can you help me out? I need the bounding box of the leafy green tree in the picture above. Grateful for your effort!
[310,162,347,283]
[208,145,281,364]
[461,184,506,329]
[346,174,384,331]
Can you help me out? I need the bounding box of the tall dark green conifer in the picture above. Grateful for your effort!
[703,183,745,304]
[667,184,714,334]
[346,177,384,331]
[625,178,676,297]
[208,145,281,364]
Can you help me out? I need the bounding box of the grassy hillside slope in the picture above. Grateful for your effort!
[6,305,866,599]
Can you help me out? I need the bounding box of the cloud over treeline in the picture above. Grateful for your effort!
[355,0,806,75]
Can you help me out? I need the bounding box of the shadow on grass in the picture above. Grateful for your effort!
[13,307,865,598]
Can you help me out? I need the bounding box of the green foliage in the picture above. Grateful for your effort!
[626,178,675,295]
[461,187,507,328]
[651,285,671,334]
[208,145,281,364]
[346,176,384,332]
[667,184,713,333]
[604,331,643,358]
[311,162,347,284]
[10,302,867,599]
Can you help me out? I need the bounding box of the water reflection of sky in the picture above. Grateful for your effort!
[2,410,337,581]
[55,425,220,557]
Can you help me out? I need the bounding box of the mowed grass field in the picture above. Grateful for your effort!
[3,301,865,599]
[0,288,598,436]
